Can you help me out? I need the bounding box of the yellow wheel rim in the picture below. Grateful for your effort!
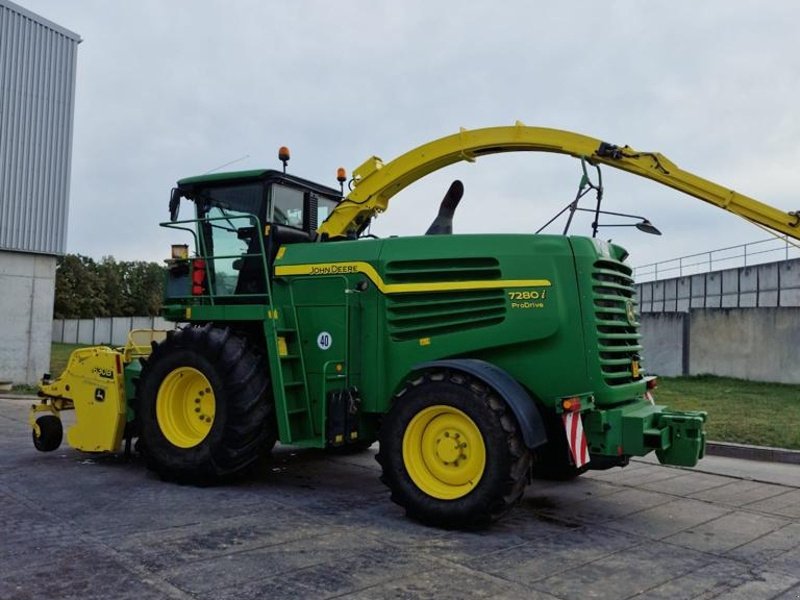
[402,405,486,500]
[156,367,215,448]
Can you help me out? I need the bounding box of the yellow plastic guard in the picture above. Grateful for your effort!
[39,347,127,452]
[122,329,168,363]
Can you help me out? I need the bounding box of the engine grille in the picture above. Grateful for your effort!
[384,257,506,340]
[592,258,642,386]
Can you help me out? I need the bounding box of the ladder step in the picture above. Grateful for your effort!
[277,328,297,335]
[287,408,308,415]
[284,381,305,388]
[279,354,300,361]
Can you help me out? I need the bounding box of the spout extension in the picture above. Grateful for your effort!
[425,180,464,235]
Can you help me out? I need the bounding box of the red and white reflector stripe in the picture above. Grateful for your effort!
[562,411,590,468]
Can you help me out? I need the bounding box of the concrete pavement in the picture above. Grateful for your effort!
[2,397,800,600]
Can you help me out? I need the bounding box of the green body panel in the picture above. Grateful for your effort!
[271,234,648,412]
[155,195,705,468]
[123,360,141,422]
[178,169,271,185]
[273,234,592,412]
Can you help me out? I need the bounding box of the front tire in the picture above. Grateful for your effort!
[377,370,530,528]
[33,415,63,452]
[136,325,276,483]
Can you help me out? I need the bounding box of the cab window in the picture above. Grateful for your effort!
[271,185,304,228]
[317,196,339,226]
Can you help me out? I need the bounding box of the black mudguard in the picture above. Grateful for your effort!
[413,359,547,450]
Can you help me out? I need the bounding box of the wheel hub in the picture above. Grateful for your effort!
[156,367,215,448]
[435,430,465,464]
[402,405,486,500]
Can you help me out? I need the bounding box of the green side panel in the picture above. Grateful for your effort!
[275,234,595,417]
[173,304,271,322]
[377,235,588,411]
[123,360,142,422]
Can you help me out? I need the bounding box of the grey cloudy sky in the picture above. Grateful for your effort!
[20,0,800,269]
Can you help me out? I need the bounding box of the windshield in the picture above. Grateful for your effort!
[196,183,265,218]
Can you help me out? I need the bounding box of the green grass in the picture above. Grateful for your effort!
[657,375,800,450]
[50,342,88,378]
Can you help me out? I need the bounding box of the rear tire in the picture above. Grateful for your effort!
[377,370,530,528]
[33,415,63,452]
[136,325,276,483]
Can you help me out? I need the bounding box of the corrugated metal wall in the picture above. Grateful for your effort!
[0,0,80,255]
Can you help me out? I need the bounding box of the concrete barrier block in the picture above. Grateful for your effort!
[52,320,63,343]
[640,283,653,304]
[721,268,739,296]
[131,316,154,330]
[780,288,800,307]
[664,279,678,301]
[760,290,778,307]
[677,277,691,298]
[63,320,78,344]
[740,267,758,293]
[111,317,132,346]
[779,259,800,289]
[94,319,112,345]
[77,319,94,345]
[721,291,738,308]
[759,263,779,293]
[739,292,757,308]
[153,317,175,330]
[690,274,706,308]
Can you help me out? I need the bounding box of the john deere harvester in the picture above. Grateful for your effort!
[32,124,800,527]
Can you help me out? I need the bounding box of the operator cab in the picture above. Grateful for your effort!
[165,169,341,302]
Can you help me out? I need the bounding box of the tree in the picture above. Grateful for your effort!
[54,254,165,318]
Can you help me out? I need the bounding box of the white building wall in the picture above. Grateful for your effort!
[0,250,56,384]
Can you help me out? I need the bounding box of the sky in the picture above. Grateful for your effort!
[18,0,800,273]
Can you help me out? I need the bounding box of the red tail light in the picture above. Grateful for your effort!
[192,259,206,295]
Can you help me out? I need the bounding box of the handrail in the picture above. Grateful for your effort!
[161,214,270,302]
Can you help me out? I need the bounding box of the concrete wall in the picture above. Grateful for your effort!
[52,316,176,346]
[640,307,800,384]
[0,251,56,384]
[639,313,687,377]
[689,308,800,384]
[638,258,800,313]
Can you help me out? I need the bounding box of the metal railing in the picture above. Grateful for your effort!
[634,236,800,283]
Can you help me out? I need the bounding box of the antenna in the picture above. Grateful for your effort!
[202,154,250,175]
